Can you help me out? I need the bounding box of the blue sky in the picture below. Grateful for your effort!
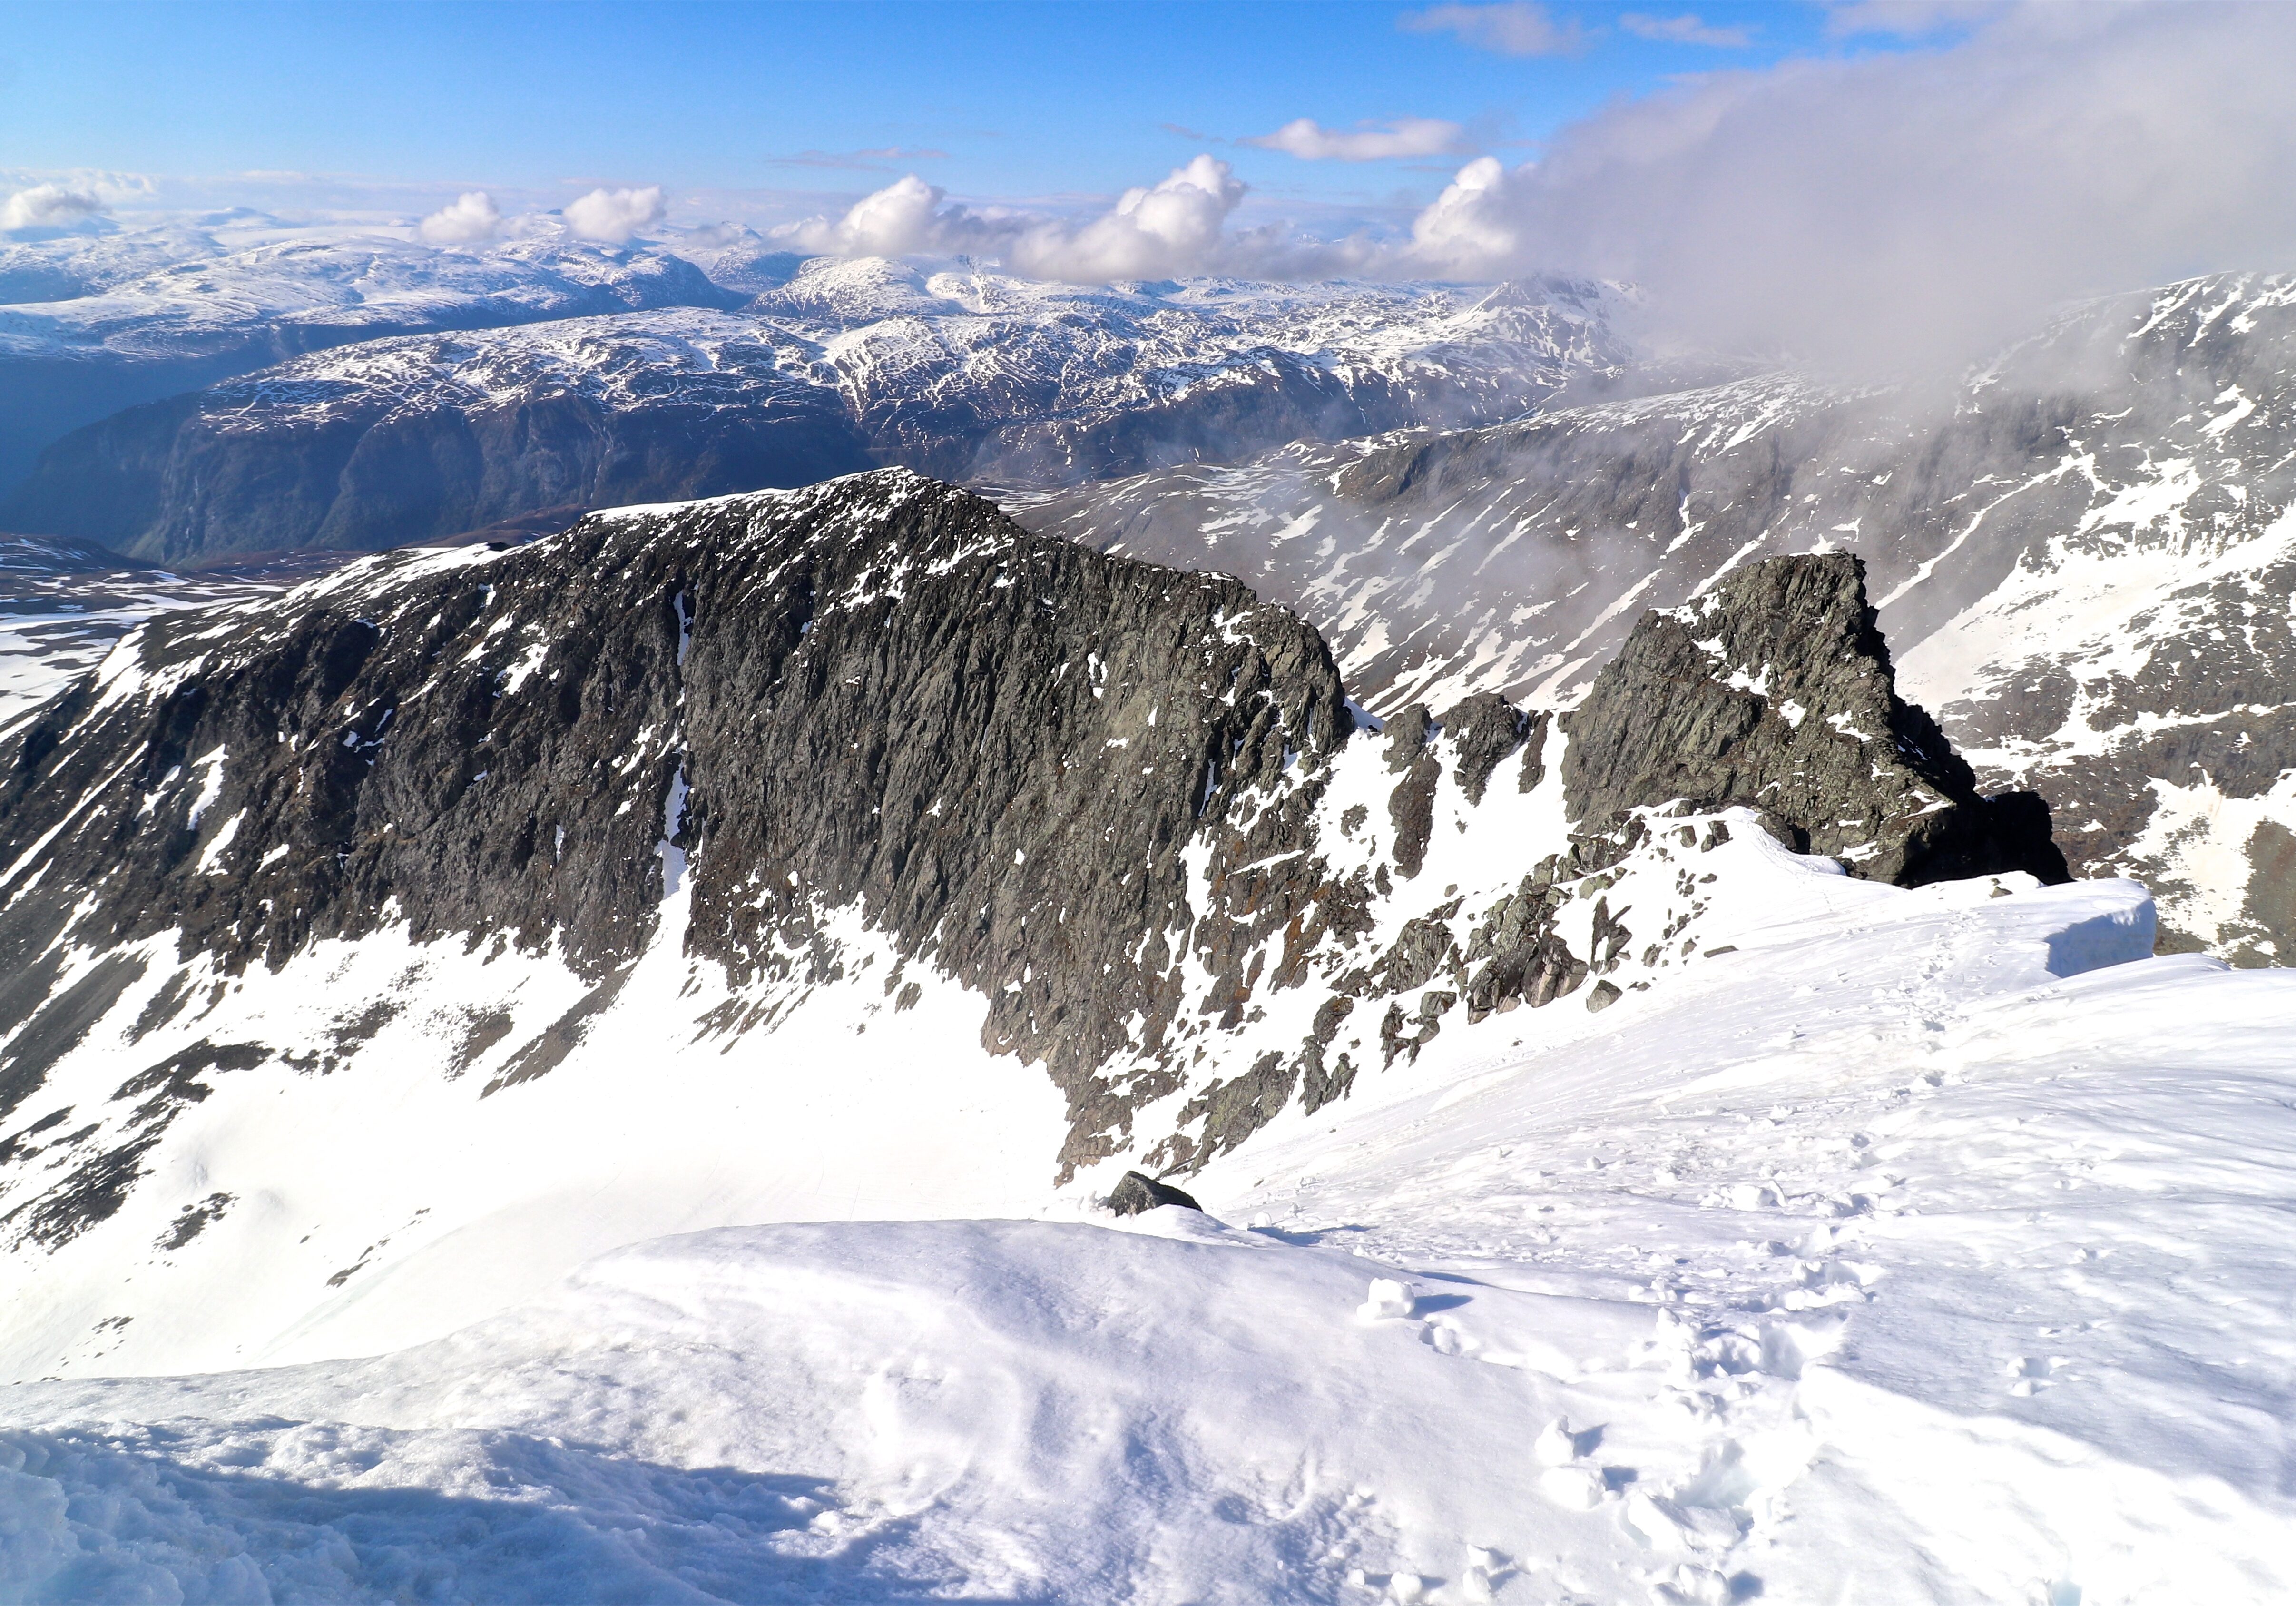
[0,1,1880,228]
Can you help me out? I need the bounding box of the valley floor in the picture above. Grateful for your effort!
[2,840,2292,1603]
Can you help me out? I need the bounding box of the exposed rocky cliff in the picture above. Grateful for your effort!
[1562,555,2066,887]
[0,475,2060,1260]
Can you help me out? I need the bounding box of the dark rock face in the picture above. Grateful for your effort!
[0,475,2062,1227]
[1107,1172,1202,1215]
[0,472,1350,1177]
[1561,554,2069,888]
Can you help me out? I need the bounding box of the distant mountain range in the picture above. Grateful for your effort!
[2,244,1634,564]
[0,218,767,489]
[2,222,2290,971]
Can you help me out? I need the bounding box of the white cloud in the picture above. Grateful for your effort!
[418,190,502,244]
[775,173,971,256]
[1,182,107,232]
[1399,3,2296,374]
[1246,118,1469,162]
[1400,2,1587,57]
[1824,0,2001,38]
[777,157,1270,284]
[1009,156,1247,282]
[1407,156,1518,267]
[564,185,666,244]
[1619,12,1754,47]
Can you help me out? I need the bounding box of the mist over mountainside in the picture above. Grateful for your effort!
[1022,273,2296,966]
[2,252,1636,564]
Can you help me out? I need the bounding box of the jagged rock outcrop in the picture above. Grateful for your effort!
[1562,554,2069,887]
[1020,272,2296,962]
[1107,1172,1202,1215]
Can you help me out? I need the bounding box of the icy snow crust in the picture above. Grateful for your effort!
[2,855,2291,1602]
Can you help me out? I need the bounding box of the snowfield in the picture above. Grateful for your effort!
[2,828,2290,1603]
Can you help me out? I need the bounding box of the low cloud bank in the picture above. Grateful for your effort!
[775,5,2296,375]
[564,185,666,244]
[1402,3,2296,371]
[773,156,1333,282]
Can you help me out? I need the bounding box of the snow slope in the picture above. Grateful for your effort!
[1,839,2288,1603]
[0,536,352,726]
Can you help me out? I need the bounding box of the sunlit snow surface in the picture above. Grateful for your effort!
[2,832,2290,1603]
[0,538,349,728]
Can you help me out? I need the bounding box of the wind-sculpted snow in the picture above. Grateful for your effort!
[1025,271,2296,964]
[4,256,1634,563]
[2,868,2288,1602]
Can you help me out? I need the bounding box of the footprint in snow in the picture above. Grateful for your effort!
[2007,1355,2065,1395]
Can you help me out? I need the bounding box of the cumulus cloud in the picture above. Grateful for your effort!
[1400,2,1587,56]
[1619,12,1753,47]
[1399,3,2296,375]
[772,173,996,257]
[1009,156,1246,281]
[418,190,502,244]
[776,157,1278,284]
[564,185,666,243]
[1,182,107,232]
[1246,118,1470,161]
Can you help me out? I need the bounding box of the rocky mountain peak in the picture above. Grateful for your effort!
[1562,553,2067,887]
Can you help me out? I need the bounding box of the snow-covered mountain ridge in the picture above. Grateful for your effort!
[0,219,752,490]
[3,256,1635,563]
[0,469,2053,1319]
[5,827,2288,1601]
[1022,272,2296,965]
[0,472,2285,1600]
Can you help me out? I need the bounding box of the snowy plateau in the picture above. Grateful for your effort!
[0,219,2287,1606]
